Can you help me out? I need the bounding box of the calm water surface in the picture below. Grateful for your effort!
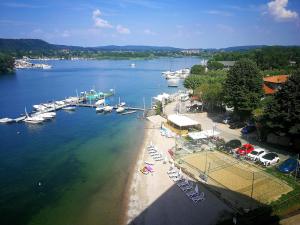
[0,57,200,225]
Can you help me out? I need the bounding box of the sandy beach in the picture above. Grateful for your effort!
[124,116,232,225]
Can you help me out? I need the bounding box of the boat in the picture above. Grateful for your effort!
[103,105,113,112]
[42,64,52,70]
[121,110,137,115]
[38,112,56,119]
[62,106,76,111]
[117,97,126,107]
[95,99,105,106]
[0,117,14,123]
[116,106,125,113]
[24,117,44,124]
[130,63,136,68]
[167,78,179,87]
[33,104,48,111]
[96,106,104,112]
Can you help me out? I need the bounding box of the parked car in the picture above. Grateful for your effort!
[247,147,267,161]
[278,158,299,173]
[241,125,256,135]
[236,143,254,155]
[224,139,242,152]
[259,152,280,166]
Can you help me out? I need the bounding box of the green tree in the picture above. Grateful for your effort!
[190,64,205,75]
[224,59,263,119]
[207,60,224,70]
[263,70,300,138]
[0,54,15,74]
[183,75,203,94]
[195,82,224,112]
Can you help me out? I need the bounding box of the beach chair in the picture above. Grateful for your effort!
[192,195,205,203]
[173,177,183,182]
[169,173,179,178]
[150,153,160,157]
[154,157,163,161]
[187,191,199,198]
[167,170,177,175]
[181,186,192,192]
[177,182,189,188]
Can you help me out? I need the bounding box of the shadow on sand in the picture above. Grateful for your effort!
[127,181,280,225]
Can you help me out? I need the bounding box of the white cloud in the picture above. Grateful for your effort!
[144,29,156,35]
[92,9,113,28]
[203,10,232,17]
[116,25,130,34]
[268,0,298,21]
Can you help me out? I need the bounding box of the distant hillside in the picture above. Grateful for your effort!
[220,45,267,52]
[0,39,180,52]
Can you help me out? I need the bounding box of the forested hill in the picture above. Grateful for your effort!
[0,39,180,52]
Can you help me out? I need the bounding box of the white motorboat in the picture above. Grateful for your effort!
[130,63,136,68]
[39,112,56,119]
[62,106,76,111]
[103,105,113,112]
[33,104,47,111]
[167,78,179,87]
[0,117,14,123]
[96,106,104,112]
[24,114,44,124]
[95,99,105,106]
[116,106,125,113]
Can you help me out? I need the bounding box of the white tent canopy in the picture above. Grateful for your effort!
[188,129,220,140]
[168,114,199,127]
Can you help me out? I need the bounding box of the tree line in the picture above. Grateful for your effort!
[184,58,300,151]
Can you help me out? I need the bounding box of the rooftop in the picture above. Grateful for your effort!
[263,75,289,84]
[168,114,199,127]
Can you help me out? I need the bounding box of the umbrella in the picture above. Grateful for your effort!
[195,184,199,194]
[146,165,153,172]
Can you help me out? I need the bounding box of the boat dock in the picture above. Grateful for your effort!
[1,89,147,124]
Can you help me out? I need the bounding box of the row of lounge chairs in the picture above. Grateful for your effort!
[147,144,163,161]
[167,167,205,204]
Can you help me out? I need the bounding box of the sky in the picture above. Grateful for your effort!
[0,0,300,48]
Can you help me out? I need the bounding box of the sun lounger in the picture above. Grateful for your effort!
[187,192,199,198]
[192,195,205,203]
[150,153,160,157]
[154,158,163,161]
[178,182,189,188]
[169,173,179,178]
[173,177,183,182]
[153,156,162,159]
[167,170,177,174]
[181,186,192,192]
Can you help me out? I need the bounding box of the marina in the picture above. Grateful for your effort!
[0,89,146,124]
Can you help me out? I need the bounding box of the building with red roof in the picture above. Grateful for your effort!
[263,75,289,95]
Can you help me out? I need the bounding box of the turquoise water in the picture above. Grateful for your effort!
[0,57,200,225]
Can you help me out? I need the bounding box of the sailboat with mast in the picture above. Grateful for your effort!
[116,97,125,113]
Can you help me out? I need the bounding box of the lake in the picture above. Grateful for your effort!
[0,57,200,225]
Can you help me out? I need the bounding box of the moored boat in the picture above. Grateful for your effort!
[0,117,14,123]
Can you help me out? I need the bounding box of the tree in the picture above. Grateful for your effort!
[263,69,300,138]
[207,60,224,70]
[224,59,263,119]
[0,54,15,74]
[195,82,224,112]
[190,65,205,75]
[183,75,203,94]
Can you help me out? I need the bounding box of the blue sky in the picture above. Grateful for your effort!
[0,0,299,48]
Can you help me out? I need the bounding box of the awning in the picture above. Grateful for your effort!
[168,114,199,127]
[188,129,220,140]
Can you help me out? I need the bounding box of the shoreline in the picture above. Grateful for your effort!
[120,120,150,225]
